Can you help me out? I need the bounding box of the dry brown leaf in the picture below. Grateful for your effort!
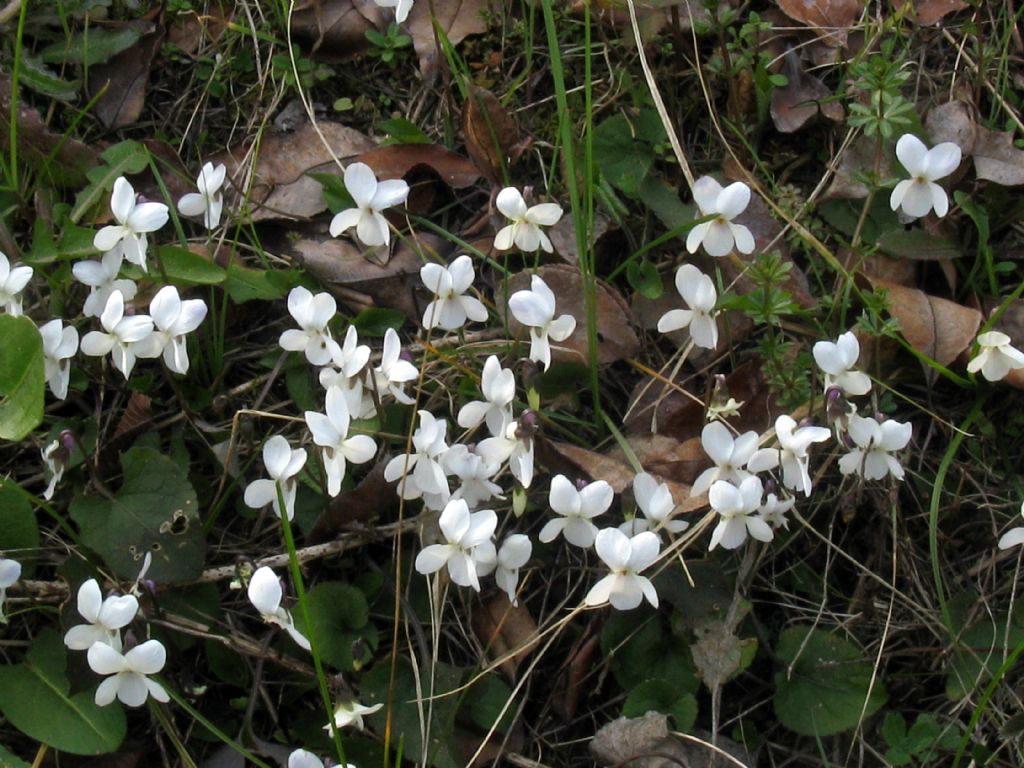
[915,0,968,25]
[973,127,1024,187]
[613,434,707,488]
[167,6,232,53]
[216,122,375,222]
[770,50,844,133]
[505,265,640,366]
[113,393,152,440]
[89,20,164,129]
[291,231,448,319]
[591,715,755,768]
[290,0,373,60]
[407,0,493,78]
[545,213,611,267]
[462,86,519,183]
[776,0,864,46]
[356,143,481,189]
[0,74,99,188]
[470,595,539,678]
[864,276,982,369]
[309,460,397,542]
[823,134,893,200]
[925,100,977,156]
[553,631,600,722]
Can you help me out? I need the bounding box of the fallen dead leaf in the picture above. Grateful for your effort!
[538,438,703,514]
[863,275,982,371]
[407,0,493,78]
[505,265,640,366]
[925,100,977,157]
[215,121,376,222]
[915,0,968,26]
[290,230,449,320]
[823,134,894,200]
[553,630,600,722]
[611,434,707,488]
[776,0,864,47]
[973,127,1024,186]
[89,19,164,129]
[463,85,519,184]
[290,0,373,60]
[356,143,481,189]
[309,459,397,542]
[545,213,611,267]
[0,73,100,188]
[167,6,232,53]
[590,714,756,768]
[770,50,844,133]
[470,595,539,678]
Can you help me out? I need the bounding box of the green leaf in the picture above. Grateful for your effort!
[71,140,149,224]
[350,307,406,337]
[881,711,907,747]
[69,446,205,582]
[626,258,663,299]
[40,26,141,67]
[637,173,693,231]
[463,675,516,734]
[622,680,698,731]
[0,630,126,755]
[294,582,374,671]
[156,245,227,285]
[378,117,430,145]
[0,315,45,441]
[0,481,40,577]
[945,610,1024,700]
[773,626,888,737]
[593,114,659,197]
[19,54,80,101]
[0,743,31,768]
[310,172,355,213]
[222,262,288,303]
[877,229,960,261]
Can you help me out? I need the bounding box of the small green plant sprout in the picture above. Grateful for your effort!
[889,134,962,219]
[881,712,961,766]
[845,39,916,139]
[364,23,413,66]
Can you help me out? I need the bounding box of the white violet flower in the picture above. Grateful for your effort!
[585,528,660,611]
[708,476,773,551]
[998,502,1024,550]
[370,327,418,404]
[279,286,340,366]
[757,492,795,530]
[64,579,139,652]
[686,176,755,257]
[421,254,488,331]
[73,248,137,318]
[39,319,79,399]
[288,749,326,768]
[136,285,207,375]
[88,639,170,707]
[324,699,383,732]
[305,386,377,497]
[838,415,912,481]
[748,415,831,496]
[93,176,169,271]
[967,331,1024,382]
[374,0,414,23]
[495,534,532,606]
[79,290,155,380]
[42,438,67,501]
[494,187,563,253]
[539,475,612,549]
[458,354,515,437]
[0,557,21,623]
[889,134,961,219]
[329,162,409,248]
[0,251,33,316]
[813,331,872,396]
[690,421,758,498]
[621,472,689,537]
[243,435,307,521]
[247,566,311,650]
[443,444,503,508]
[476,417,535,489]
[178,162,227,229]
[383,411,450,500]
[414,499,497,591]
[657,264,719,349]
[508,275,576,371]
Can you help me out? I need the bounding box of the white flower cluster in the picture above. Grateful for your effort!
[63,577,169,707]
